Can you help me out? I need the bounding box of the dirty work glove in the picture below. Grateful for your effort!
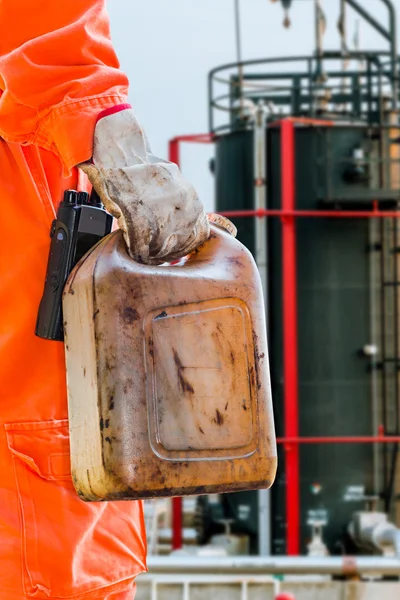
[78,106,210,265]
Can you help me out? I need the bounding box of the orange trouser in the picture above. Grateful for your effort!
[0,142,147,599]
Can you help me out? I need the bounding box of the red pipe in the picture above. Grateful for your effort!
[167,129,400,557]
[281,119,300,556]
[169,138,180,167]
[277,436,400,444]
[172,497,183,551]
[168,137,184,551]
[169,133,214,144]
[219,209,400,219]
[270,117,334,128]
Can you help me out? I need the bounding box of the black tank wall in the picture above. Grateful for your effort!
[215,126,374,554]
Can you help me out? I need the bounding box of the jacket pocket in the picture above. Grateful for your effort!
[5,419,146,599]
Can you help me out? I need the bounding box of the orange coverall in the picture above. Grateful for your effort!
[0,1,147,598]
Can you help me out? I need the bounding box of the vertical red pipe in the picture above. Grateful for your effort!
[169,138,180,167]
[168,136,184,551]
[281,119,300,555]
[171,496,183,551]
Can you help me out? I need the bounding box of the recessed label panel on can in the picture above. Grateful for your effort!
[145,298,258,461]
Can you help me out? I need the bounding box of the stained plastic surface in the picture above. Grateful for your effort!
[63,220,277,501]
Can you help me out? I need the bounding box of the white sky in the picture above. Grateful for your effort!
[108,0,398,212]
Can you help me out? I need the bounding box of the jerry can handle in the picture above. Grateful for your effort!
[168,214,237,266]
[207,213,237,238]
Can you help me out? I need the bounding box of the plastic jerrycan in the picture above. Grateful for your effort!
[63,214,277,501]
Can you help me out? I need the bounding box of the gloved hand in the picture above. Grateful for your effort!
[78,106,210,265]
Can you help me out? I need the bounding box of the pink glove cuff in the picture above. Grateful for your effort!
[84,104,133,164]
[97,103,132,123]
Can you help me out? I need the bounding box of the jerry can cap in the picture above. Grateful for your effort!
[207,213,237,238]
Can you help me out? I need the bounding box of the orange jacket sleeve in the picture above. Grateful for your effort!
[0,0,129,172]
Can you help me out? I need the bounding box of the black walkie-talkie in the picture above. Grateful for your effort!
[35,189,113,341]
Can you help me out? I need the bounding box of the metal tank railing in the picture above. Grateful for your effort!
[208,53,398,135]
